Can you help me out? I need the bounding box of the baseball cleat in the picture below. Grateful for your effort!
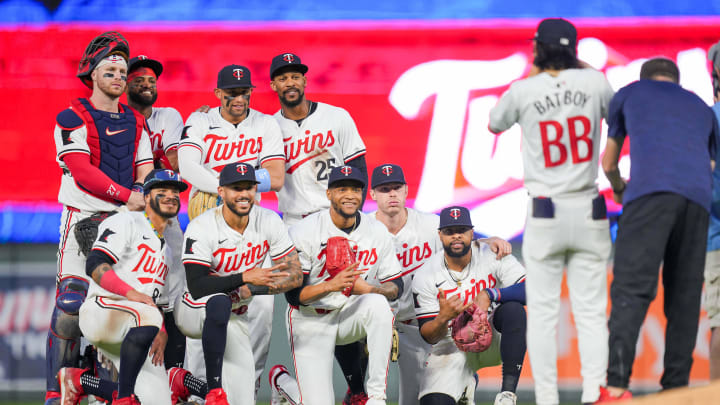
[342,388,369,405]
[594,387,632,403]
[44,392,61,405]
[57,367,87,405]
[205,388,230,405]
[168,367,191,404]
[269,364,290,405]
[112,394,141,405]
[494,391,517,405]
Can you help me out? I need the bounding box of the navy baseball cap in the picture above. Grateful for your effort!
[328,165,366,188]
[128,55,163,78]
[270,52,309,79]
[438,206,473,229]
[143,169,188,195]
[217,64,255,89]
[219,162,259,186]
[371,164,406,188]
[534,18,577,48]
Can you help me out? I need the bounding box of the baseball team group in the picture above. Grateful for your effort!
[43,16,720,405]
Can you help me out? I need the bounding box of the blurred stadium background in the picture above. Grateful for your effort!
[1,1,719,402]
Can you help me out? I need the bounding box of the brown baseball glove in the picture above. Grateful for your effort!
[450,303,493,353]
[323,236,358,296]
[188,191,221,221]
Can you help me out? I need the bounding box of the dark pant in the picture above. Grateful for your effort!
[607,193,708,389]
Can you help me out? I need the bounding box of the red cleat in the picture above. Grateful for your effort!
[342,388,369,405]
[595,386,633,403]
[57,367,88,405]
[168,367,190,404]
[205,388,230,405]
[113,394,141,405]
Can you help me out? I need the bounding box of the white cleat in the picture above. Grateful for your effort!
[494,391,517,405]
[268,365,290,405]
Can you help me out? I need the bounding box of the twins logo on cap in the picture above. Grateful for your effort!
[236,164,248,175]
[381,165,393,176]
[233,68,244,79]
[340,166,353,176]
[283,53,295,63]
[450,208,462,219]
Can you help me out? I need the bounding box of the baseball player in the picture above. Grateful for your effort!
[270,52,371,404]
[174,162,303,405]
[489,18,614,405]
[46,31,154,405]
[368,164,512,405]
[126,54,188,375]
[56,169,187,405]
[413,206,527,405]
[281,165,402,405]
[178,64,286,395]
[269,52,368,226]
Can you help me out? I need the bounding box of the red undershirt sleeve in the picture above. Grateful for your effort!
[63,152,132,203]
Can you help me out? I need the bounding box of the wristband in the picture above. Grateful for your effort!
[485,288,500,302]
[132,182,144,193]
[160,322,166,333]
[255,168,271,193]
[99,269,133,297]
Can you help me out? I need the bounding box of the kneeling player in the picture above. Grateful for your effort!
[414,206,527,405]
[57,169,187,404]
[175,162,302,405]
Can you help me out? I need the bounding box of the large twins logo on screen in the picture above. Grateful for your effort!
[389,38,712,239]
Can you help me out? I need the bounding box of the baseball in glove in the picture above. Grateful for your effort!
[188,191,222,221]
[74,211,117,257]
[450,303,493,353]
[323,236,358,296]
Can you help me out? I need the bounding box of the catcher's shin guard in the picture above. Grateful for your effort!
[46,278,88,393]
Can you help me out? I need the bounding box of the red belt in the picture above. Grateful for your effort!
[400,319,414,325]
[290,304,334,315]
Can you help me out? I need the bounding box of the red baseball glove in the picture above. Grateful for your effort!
[450,303,493,353]
[323,236,358,296]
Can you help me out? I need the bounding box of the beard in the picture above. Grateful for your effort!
[97,80,125,100]
[225,199,253,217]
[331,199,358,219]
[443,241,471,258]
[150,194,180,219]
[128,89,157,107]
[279,88,305,108]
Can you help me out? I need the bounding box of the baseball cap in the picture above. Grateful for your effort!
[128,55,163,78]
[371,164,406,188]
[328,165,366,188]
[534,18,577,48]
[143,169,188,195]
[270,53,309,79]
[217,64,255,89]
[438,206,473,229]
[219,162,259,186]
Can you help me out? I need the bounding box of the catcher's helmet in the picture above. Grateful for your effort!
[77,31,130,88]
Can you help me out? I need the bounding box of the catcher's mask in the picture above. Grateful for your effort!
[77,31,130,89]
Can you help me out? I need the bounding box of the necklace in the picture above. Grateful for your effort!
[444,258,470,287]
[144,211,164,240]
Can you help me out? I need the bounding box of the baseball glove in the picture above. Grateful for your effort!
[390,327,400,362]
[450,303,493,353]
[324,236,358,296]
[188,191,221,221]
[74,211,117,256]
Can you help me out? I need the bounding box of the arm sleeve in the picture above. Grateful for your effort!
[284,273,310,307]
[485,281,526,305]
[488,85,518,133]
[178,141,220,193]
[389,277,404,300]
[185,262,246,299]
[85,249,116,277]
[62,153,132,203]
[607,90,627,140]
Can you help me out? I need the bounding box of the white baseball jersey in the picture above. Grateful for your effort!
[370,208,442,322]
[181,205,295,307]
[413,242,526,342]
[147,106,183,167]
[54,108,153,212]
[179,107,285,196]
[289,210,402,310]
[87,211,169,302]
[275,102,366,217]
[489,68,614,197]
